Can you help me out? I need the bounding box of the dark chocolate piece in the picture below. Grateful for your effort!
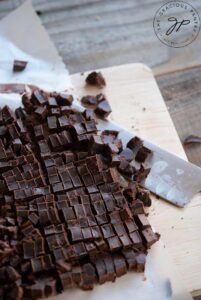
[142,228,160,247]
[95,99,112,118]
[69,227,83,242]
[129,231,143,248]
[56,93,73,106]
[137,188,152,207]
[85,71,106,88]
[130,200,145,215]
[48,97,58,108]
[82,263,97,290]
[13,60,28,72]
[47,116,57,132]
[119,148,134,162]
[92,258,108,284]
[103,255,116,282]
[107,236,122,251]
[135,146,152,163]
[136,253,146,272]
[113,254,127,277]
[60,272,74,289]
[122,249,136,270]
[101,224,115,239]
[81,96,98,107]
[135,214,150,229]
[35,106,48,120]
[126,136,142,151]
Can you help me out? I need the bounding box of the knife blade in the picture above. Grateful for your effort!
[97,117,201,207]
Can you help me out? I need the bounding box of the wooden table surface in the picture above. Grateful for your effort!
[0,0,201,298]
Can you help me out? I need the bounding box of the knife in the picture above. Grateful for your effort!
[97,117,201,207]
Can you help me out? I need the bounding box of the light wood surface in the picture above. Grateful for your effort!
[71,63,201,297]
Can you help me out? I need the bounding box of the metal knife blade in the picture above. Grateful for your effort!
[97,118,201,207]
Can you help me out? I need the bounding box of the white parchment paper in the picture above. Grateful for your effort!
[0,0,71,91]
[0,2,192,300]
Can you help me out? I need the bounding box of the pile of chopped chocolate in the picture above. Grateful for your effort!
[0,90,159,300]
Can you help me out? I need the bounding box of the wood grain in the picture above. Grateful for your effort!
[156,67,201,167]
[71,64,201,296]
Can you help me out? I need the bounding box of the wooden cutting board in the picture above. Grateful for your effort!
[71,63,201,297]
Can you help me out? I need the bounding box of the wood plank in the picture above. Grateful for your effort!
[156,66,201,167]
[71,64,201,295]
[0,0,201,75]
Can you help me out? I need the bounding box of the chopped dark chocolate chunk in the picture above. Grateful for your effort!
[13,60,28,72]
[107,236,122,252]
[134,165,150,183]
[135,214,150,229]
[0,89,158,299]
[127,136,142,151]
[47,116,58,132]
[60,272,74,289]
[120,206,133,221]
[81,95,98,107]
[48,96,58,108]
[82,227,92,240]
[91,226,102,239]
[101,224,115,238]
[142,227,160,248]
[32,90,47,105]
[92,258,108,284]
[135,146,152,163]
[124,219,138,232]
[119,148,134,162]
[137,187,152,207]
[122,249,137,270]
[136,253,146,272]
[129,231,143,248]
[103,254,116,282]
[113,254,127,277]
[56,93,73,106]
[96,213,108,225]
[74,242,87,257]
[82,263,97,290]
[85,71,106,89]
[69,227,83,242]
[130,199,145,215]
[35,106,48,120]
[95,99,112,118]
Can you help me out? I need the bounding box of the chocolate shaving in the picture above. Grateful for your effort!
[184,135,201,145]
